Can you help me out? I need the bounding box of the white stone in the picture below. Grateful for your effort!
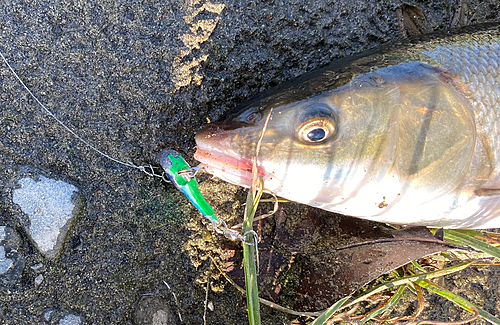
[31,263,44,271]
[59,314,82,325]
[35,274,44,286]
[0,246,13,274]
[12,176,79,258]
[43,308,55,322]
[152,310,169,325]
[0,226,13,274]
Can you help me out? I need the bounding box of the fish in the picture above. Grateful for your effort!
[194,23,500,229]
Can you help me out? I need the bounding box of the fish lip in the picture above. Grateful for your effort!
[194,121,268,186]
[194,146,266,186]
[194,121,253,185]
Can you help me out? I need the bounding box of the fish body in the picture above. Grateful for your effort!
[195,23,500,229]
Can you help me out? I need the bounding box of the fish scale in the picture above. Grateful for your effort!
[423,40,500,185]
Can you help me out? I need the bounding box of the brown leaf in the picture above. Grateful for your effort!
[220,205,461,311]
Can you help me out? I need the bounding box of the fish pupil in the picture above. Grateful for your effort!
[307,128,326,141]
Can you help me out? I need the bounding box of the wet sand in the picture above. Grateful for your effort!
[1,0,499,323]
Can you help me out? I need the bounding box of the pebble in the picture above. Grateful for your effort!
[31,262,44,271]
[207,301,214,311]
[0,227,13,274]
[12,174,80,258]
[58,313,82,325]
[0,225,25,287]
[0,244,13,274]
[43,308,56,322]
[134,296,179,325]
[152,310,170,324]
[35,274,44,286]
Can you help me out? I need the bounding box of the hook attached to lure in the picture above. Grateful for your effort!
[157,149,245,241]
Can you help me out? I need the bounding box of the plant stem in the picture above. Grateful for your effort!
[242,178,264,325]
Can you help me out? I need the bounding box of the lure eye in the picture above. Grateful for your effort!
[298,118,336,143]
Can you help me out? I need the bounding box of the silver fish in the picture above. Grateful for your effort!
[195,23,500,229]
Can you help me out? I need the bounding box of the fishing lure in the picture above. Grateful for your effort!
[157,149,244,241]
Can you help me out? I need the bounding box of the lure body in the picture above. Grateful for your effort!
[158,149,244,240]
[158,149,219,223]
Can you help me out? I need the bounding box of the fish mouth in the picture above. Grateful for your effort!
[194,121,267,187]
[194,146,266,187]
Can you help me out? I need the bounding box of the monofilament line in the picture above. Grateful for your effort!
[0,50,145,171]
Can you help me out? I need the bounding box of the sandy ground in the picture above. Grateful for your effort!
[1,0,500,324]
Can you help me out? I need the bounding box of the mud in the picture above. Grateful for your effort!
[0,0,499,324]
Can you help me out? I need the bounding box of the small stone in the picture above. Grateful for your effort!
[43,308,55,322]
[12,175,80,258]
[0,225,25,286]
[31,263,44,271]
[0,245,13,274]
[134,296,179,325]
[59,313,82,325]
[0,227,14,274]
[35,274,44,286]
[152,310,169,325]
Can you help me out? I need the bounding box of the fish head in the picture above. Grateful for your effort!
[195,81,397,204]
[195,63,475,218]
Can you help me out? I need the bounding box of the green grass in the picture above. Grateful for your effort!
[242,178,264,325]
[234,215,500,324]
[310,229,500,324]
[415,279,500,324]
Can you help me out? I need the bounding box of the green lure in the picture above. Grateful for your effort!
[157,149,244,241]
[158,149,220,226]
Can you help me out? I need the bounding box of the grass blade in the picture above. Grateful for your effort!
[242,179,264,325]
[310,262,472,324]
[310,297,349,325]
[415,279,500,325]
[444,230,500,260]
[343,262,471,310]
[242,107,273,325]
[361,284,406,323]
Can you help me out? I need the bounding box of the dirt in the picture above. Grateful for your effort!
[0,0,499,324]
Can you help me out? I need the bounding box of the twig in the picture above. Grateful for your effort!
[163,280,183,322]
[203,263,212,325]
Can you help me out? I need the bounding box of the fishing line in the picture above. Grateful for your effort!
[1,50,253,238]
[1,50,263,242]
[0,50,161,177]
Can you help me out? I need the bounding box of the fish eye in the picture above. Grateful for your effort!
[298,118,336,143]
[296,104,337,143]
